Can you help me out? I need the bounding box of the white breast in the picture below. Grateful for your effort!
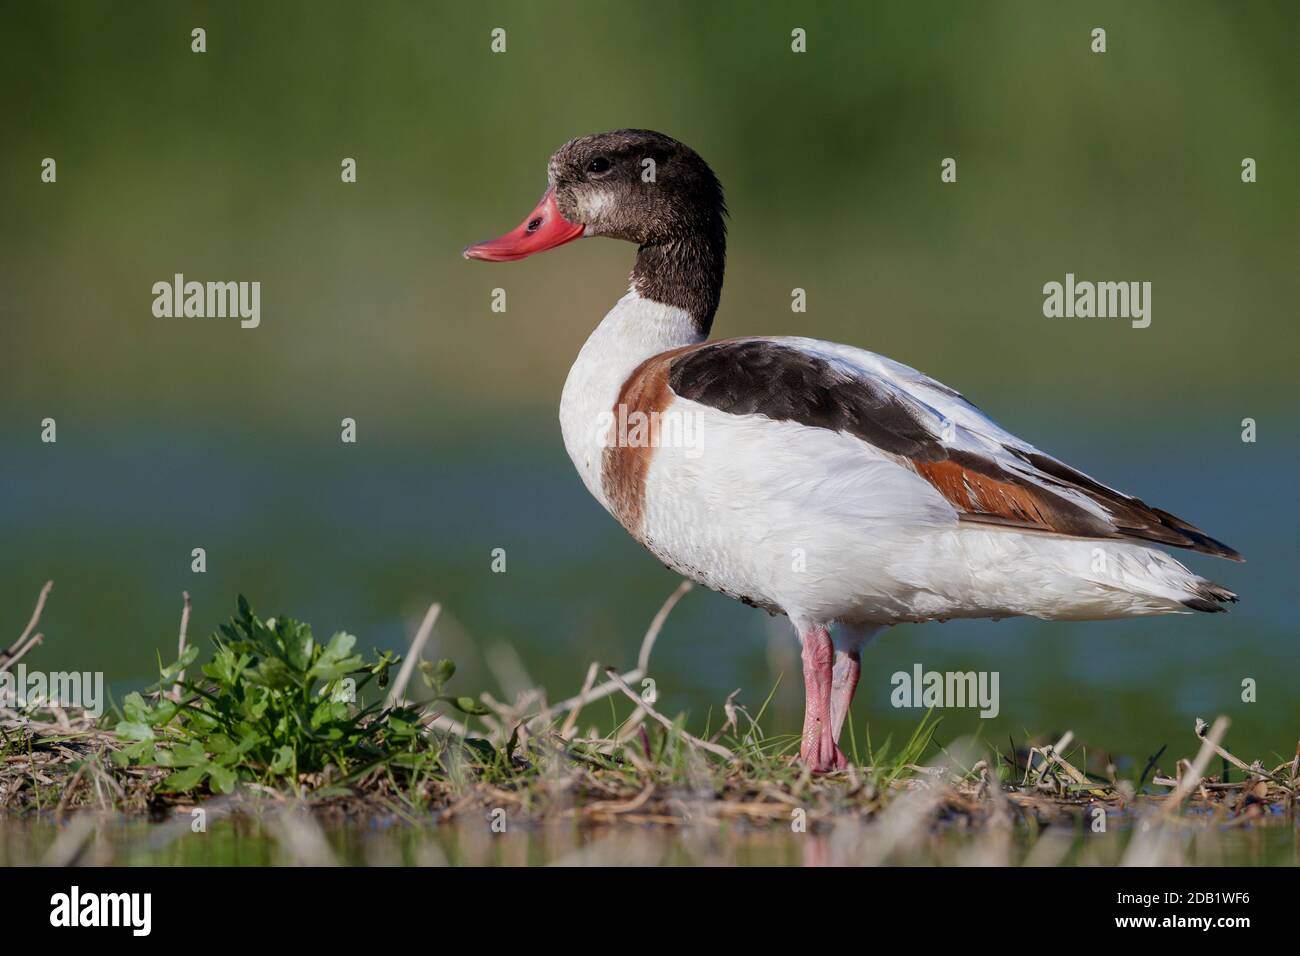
[558,290,703,509]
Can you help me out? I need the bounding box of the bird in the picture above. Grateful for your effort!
[464,129,1241,773]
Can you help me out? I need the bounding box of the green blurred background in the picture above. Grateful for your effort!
[2,1,1296,767]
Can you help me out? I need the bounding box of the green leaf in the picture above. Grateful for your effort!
[170,740,209,767]
[462,738,496,763]
[270,745,294,774]
[387,716,414,735]
[420,658,455,691]
[202,647,244,686]
[307,631,361,681]
[324,632,356,657]
[247,656,296,690]
[115,721,155,742]
[160,765,207,792]
[122,692,153,723]
[311,698,350,727]
[208,765,238,794]
[159,643,200,681]
[148,698,179,726]
[118,739,156,763]
[440,695,489,716]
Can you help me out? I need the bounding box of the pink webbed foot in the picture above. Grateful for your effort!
[798,623,850,773]
[829,645,861,744]
[799,730,850,773]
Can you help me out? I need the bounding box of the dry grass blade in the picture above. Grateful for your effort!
[559,662,600,739]
[584,783,656,815]
[1162,716,1229,815]
[603,666,732,760]
[1027,730,1106,795]
[387,602,442,707]
[638,580,691,672]
[170,591,192,701]
[534,581,692,732]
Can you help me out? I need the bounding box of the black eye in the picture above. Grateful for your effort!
[587,157,611,174]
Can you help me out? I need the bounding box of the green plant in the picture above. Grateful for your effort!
[113,596,476,794]
[417,658,489,717]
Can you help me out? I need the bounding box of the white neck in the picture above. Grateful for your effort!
[559,289,705,506]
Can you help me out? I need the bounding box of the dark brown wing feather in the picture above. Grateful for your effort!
[666,339,1243,561]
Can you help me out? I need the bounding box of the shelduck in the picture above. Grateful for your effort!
[465,129,1241,772]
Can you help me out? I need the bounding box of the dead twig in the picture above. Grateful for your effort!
[1,580,53,674]
[0,633,43,676]
[1192,716,1290,790]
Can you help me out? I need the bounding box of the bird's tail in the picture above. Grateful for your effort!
[1084,543,1238,614]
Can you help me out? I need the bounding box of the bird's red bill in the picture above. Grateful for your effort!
[463,189,585,262]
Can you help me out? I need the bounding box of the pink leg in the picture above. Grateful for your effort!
[829,646,861,743]
[799,624,847,772]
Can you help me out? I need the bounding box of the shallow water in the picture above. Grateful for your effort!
[3,811,1296,867]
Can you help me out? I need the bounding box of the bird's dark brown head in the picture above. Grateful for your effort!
[465,129,728,334]
[546,129,726,246]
